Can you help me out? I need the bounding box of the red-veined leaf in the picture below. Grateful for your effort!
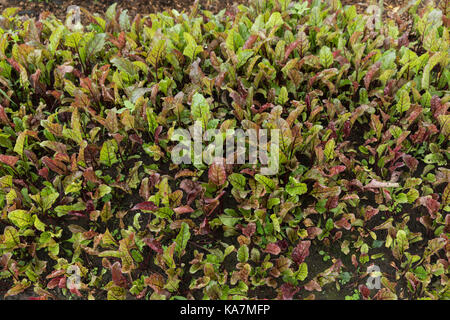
[131,201,158,211]
[0,155,19,167]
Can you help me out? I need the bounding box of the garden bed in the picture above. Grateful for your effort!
[0,0,448,300]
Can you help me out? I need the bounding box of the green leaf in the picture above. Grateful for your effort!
[111,57,137,77]
[4,280,30,298]
[219,215,241,227]
[414,266,428,281]
[254,174,276,192]
[101,229,118,248]
[224,245,235,258]
[225,29,237,52]
[406,189,419,203]
[270,213,281,233]
[13,131,26,156]
[146,108,158,134]
[236,49,254,69]
[359,243,369,264]
[100,201,113,223]
[48,25,65,55]
[266,12,283,29]
[393,230,408,260]
[404,178,422,189]
[396,90,411,113]
[237,245,249,262]
[183,32,202,59]
[41,187,59,212]
[131,249,144,263]
[106,284,126,300]
[65,179,82,195]
[277,86,289,105]
[268,197,280,209]
[147,39,166,67]
[438,115,450,137]
[422,62,430,90]
[98,250,122,258]
[251,15,265,32]
[32,214,46,232]
[175,222,191,258]
[0,133,13,149]
[396,193,408,204]
[296,262,308,281]
[324,139,336,160]
[100,139,119,167]
[424,153,446,166]
[86,33,107,60]
[54,202,86,217]
[64,32,83,48]
[228,173,247,191]
[286,177,307,196]
[191,92,210,127]
[2,226,20,249]
[319,46,333,68]
[8,210,33,229]
[0,175,13,188]
[105,2,117,21]
[119,10,131,31]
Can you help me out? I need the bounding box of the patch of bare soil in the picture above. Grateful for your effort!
[0,0,446,22]
[0,0,250,20]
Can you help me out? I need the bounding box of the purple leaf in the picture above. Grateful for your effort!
[143,237,163,254]
[265,243,281,255]
[131,201,158,211]
[208,161,226,186]
[173,206,194,215]
[241,222,256,237]
[0,154,19,167]
[111,261,128,288]
[280,283,300,300]
[292,240,311,265]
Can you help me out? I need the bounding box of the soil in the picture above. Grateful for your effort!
[0,0,250,20]
[0,0,443,21]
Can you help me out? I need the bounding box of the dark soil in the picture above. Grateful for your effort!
[0,0,250,20]
[0,0,443,21]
